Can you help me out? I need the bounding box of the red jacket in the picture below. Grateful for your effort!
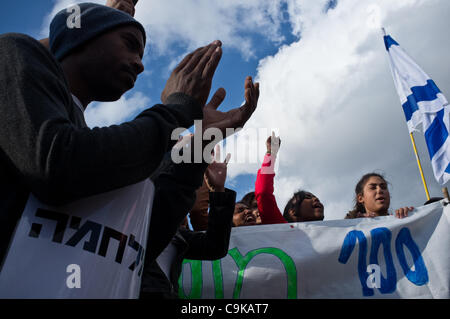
[255,154,287,224]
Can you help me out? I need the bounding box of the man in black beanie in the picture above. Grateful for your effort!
[0,2,259,270]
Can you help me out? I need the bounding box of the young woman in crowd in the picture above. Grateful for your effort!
[255,132,324,224]
[345,173,414,219]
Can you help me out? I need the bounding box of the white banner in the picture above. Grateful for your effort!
[179,201,450,299]
[0,179,154,299]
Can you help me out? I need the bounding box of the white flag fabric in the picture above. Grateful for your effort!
[0,179,154,299]
[384,32,450,185]
[179,201,450,299]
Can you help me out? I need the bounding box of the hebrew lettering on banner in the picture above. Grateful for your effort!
[0,179,154,299]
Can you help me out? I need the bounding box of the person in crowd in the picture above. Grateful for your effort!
[345,173,414,219]
[232,200,261,227]
[189,152,263,229]
[282,190,325,222]
[0,2,259,269]
[239,192,262,224]
[141,145,235,299]
[190,179,262,228]
[255,132,325,224]
[190,188,262,228]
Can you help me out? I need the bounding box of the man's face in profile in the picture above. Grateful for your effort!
[74,24,145,102]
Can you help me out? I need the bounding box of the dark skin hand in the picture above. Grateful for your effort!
[202,76,260,136]
[164,46,259,144]
[172,72,260,168]
[161,41,223,107]
[204,145,231,193]
[106,0,137,16]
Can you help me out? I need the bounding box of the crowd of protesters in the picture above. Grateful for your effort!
[0,0,444,299]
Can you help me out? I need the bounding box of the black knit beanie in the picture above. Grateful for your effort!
[49,2,146,61]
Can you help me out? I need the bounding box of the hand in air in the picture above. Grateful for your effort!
[106,0,137,16]
[204,145,231,192]
[266,131,281,157]
[161,41,223,107]
[202,76,260,137]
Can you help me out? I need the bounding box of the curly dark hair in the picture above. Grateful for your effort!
[240,192,256,207]
[283,190,307,222]
[345,173,389,219]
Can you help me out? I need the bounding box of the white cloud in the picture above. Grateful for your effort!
[43,0,293,59]
[42,0,450,221]
[85,91,151,128]
[135,0,290,59]
[235,0,450,219]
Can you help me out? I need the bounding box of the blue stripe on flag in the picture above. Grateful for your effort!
[384,35,399,51]
[424,109,448,159]
[402,80,442,121]
[385,31,450,184]
[402,96,419,122]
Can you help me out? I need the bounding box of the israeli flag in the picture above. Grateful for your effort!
[384,31,450,185]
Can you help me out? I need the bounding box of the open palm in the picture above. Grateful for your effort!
[204,145,231,192]
[203,76,259,137]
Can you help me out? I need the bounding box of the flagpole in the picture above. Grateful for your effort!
[409,132,431,201]
[442,187,449,201]
[383,27,431,201]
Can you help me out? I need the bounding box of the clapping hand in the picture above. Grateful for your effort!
[161,41,223,107]
[106,0,137,16]
[202,76,260,136]
[204,145,231,192]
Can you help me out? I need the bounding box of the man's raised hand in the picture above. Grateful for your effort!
[161,41,223,107]
[106,0,136,16]
[203,76,260,136]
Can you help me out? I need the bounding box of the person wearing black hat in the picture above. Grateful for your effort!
[0,2,259,270]
[39,0,139,48]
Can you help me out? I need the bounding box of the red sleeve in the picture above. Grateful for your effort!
[255,154,286,224]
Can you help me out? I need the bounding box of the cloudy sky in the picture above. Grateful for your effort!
[1,0,449,220]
